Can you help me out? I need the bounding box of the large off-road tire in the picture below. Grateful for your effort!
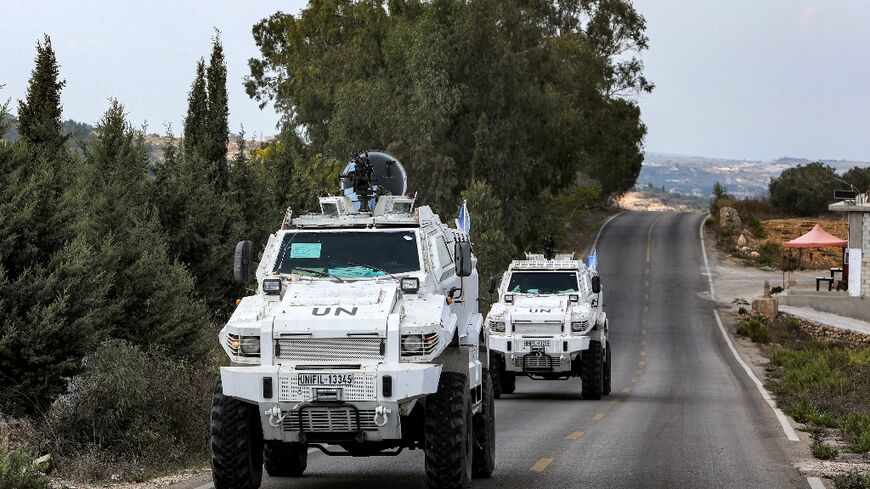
[425,372,473,489]
[489,354,502,399]
[581,341,604,400]
[264,441,308,477]
[472,369,496,479]
[211,379,263,489]
[500,370,516,395]
[603,340,612,396]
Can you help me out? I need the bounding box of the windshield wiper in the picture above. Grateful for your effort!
[291,267,345,283]
[347,262,398,281]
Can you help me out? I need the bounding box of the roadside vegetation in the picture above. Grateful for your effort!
[709,168,857,270]
[734,312,870,460]
[0,0,651,482]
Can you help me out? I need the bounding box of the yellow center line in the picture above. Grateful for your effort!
[623,387,632,393]
[640,351,646,356]
[530,458,554,472]
[639,360,646,366]
[566,431,585,440]
[631,378,638,383]
[592,412,606,421]
[609,399,620,405]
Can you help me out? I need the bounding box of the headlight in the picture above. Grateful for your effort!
[503,294,514,303]
[401,333,438,356]
[489,321,505,332]
[400,277,420,293]
[240,337,261,355]
[227,333,261,357]
[571,321,589,332]
[263,278,282,295]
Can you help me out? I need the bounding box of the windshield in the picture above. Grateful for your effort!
[273,230,420,279]
[507,271,579,295]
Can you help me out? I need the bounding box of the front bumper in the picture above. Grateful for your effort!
[488,335,590,373]
[220,363,441,442]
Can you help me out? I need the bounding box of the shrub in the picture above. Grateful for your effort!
[835,472,870,489]
[42,339,214,480]
[736,318,769,344]
[756,242,782,267]
[841,414,870,453]
[811,441,838,460]
[770,286,784,295]
[737,307,748,316]
[0,437,50,489]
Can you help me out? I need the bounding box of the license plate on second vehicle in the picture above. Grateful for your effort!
[297,373,354,386]
[523,339,551,348]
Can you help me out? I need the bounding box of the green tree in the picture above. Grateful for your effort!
[842,166,870,194]
[206,31,230,192]
[183,59,208,158]
[460,179,515,302]
[73,100,209,358]
[769,162,838,216]
[245,0,651,251]
[16,35,66,153]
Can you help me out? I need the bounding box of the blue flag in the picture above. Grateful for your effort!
[456,200,471,235]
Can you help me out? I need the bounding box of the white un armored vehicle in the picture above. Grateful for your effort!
[211,152,495,489]
[485,251,610,400]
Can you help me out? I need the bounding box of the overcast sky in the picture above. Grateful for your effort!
[2,1,870,161]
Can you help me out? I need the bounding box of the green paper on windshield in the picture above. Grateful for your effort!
[290,243,322,259]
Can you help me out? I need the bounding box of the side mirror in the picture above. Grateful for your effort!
[488,276,497,294]
[234,240,253,284]
[591,275,601,294]
[455,241,473,277]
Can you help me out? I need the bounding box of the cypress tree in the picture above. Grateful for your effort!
[74,100,209,359]
[17,35,67,153]
[206,31,230,192]
[183,59,208,158]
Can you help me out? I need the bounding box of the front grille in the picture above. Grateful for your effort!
[279,373,377,402]
[275,338,384,362]
[515,354,568,370]
[282,406,378,432]
[513,323,563,334]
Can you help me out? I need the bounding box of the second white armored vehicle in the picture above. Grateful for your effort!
[210,152,495,489]
[485,253,611,399]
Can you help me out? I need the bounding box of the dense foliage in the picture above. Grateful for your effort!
[768,162,839,216]
[245,0,651,249]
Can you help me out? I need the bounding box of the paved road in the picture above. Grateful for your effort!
[221,212,806,488]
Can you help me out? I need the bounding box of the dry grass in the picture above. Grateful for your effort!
[758,218,848,270]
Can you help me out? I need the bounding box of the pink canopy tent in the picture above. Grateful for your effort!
[783,224,847,248]
[782,224,848,289]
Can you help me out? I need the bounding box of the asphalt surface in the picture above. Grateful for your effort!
[217,212,807,488]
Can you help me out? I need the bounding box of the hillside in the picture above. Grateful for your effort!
[640,151,870,198]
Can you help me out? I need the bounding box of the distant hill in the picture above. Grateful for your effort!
[639,151,870,198]
[0,114,94,147]
[2,116,265,161]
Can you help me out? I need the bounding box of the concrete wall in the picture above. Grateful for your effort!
[864,213,870,297]
[780,293,870,323]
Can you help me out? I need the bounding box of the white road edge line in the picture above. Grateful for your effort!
[591,211,624,251]
[807,476,826,489]
[699,215,800,442]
